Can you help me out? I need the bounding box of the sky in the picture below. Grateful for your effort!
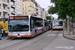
[36,0,54,11]
[36,0,58,19]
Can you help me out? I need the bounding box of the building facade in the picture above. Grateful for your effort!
[23,0,35,16]
[0,0,11,18]
[34,1,47,18]
[40,8,48,19]
[15,0,23,15]
[38,5,42,17]
[0,0,23,18]
[23,0,48,18]
[23,0,35,3]
[34,2,41,17]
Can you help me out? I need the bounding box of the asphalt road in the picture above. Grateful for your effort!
[0,30,74,50]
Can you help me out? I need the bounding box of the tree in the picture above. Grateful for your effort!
[48,6,57,14]
[57,0,75,34]
[48,0,58,14]
[46,16,52,20]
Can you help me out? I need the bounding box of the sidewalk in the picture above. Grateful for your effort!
[63,28,75,40]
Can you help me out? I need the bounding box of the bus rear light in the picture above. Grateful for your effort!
[10,17,13,19]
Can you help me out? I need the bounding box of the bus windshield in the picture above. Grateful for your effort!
[53,21,63,26]
[8,19,29,31]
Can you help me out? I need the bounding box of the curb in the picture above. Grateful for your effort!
[63,34,75,40]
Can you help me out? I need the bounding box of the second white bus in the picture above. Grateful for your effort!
[51,19,64,30]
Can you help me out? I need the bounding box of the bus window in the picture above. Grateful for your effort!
[59,21,63,26]
[34,22,43,27]
[8,19,29,31]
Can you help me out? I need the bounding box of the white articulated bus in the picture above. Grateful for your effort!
[8,15,44,38]
[51,19,64,30]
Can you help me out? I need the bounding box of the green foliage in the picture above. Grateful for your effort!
[48,6,58,14]
[46,16,52,20]
[48,0,58,14]
[49,0,75,19]
[57,0,75,34]
[57,0,75,19]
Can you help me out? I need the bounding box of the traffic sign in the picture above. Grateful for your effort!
[66,15,70,19]
[66,18,70,19]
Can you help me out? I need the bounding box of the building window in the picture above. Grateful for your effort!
[3,5,5,9]
[3,13,5,17]
[11,2,14,5]
[7,0,9,3]
[0,12,1,16]
[28,8,30,11]
[36,12,38,15]
[28,3,30,6]
[8,14,9,17]
[7,7,9,10]
[11,8,15,12]
[3,0,5,1]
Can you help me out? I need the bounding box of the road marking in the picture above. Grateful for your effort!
[53,31,58,32]
[47,34,56,36]
[58,34,62,36]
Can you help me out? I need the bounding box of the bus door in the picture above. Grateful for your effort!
[30,19,36,36]
[34,21,43,34]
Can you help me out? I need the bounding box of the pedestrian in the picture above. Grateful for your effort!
[0,24,3,40]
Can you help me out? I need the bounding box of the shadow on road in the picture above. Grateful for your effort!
[52,29,63,31]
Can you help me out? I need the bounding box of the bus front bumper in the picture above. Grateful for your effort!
[8,35,32,38]
[52,28,63,30]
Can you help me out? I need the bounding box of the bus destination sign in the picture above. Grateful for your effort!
[14,17,27,19]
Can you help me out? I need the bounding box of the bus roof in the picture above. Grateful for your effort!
[9,15,43,19]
